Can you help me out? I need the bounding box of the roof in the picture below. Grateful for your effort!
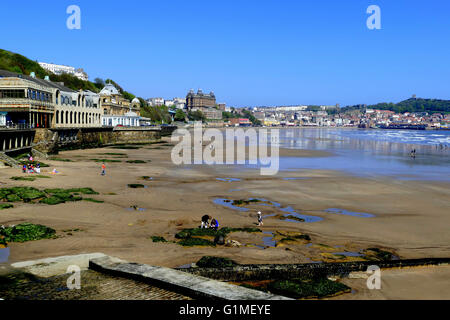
[100,83,120,96]
[0,69,75,93]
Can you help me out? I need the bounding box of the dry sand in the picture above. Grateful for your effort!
[0,137,449,299]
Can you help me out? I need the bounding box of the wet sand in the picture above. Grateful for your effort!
[0,138,449,299]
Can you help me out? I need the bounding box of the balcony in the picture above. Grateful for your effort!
[0,98,54,111]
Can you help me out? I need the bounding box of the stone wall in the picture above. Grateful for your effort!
[178,258,450,282]
[33,127,162,154]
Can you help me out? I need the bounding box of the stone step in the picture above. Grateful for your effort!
[89,256,292,300]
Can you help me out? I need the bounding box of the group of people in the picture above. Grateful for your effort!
[201,215,219,230]
[22,163,40,174]
[410,149,417,158]
[200,211,264,231]
[22,154,40,174]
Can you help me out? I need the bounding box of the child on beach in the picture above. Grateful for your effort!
[22,165,27,174]
[257,211,263,226]
[101,163,106,176]
[210,218,219,231]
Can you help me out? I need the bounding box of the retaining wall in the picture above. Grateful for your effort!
[33,127,163,153]
[177,258,450,281]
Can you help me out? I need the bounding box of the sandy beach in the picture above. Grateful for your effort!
[1,136,449,299]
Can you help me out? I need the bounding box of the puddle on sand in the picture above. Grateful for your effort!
[324,208,375,218]
[0,247,10,263]
[213,198,249,212]
[282,177,309,181]
[279,206,323,223]
[213,198,323,223]
[126,206,146,212]
[262,231,276,247]
[216,178,241,182]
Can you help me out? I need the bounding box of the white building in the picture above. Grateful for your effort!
[147,97,164,106]
[102,109,141,127]
[38,62,88,81]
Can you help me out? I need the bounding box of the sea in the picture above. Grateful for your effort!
[272,128,450,181]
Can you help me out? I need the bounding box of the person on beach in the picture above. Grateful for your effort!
[201,215,210,229]
[257,211,263,226]
[101,163,106,176]
[22,164,27,174]
[35,163,41,174]
[210,218,219,231]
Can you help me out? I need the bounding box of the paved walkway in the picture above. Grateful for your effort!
[0,269,192,300]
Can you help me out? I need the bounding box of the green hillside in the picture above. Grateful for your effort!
[0,48,134,96]
[367,98,450,114]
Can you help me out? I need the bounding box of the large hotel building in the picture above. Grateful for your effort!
[186,89,222,120]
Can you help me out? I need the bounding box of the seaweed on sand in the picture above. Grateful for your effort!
[0,223,56,243]
[196,256,238,268]
[241,278,351,299]
[150,236,168,243]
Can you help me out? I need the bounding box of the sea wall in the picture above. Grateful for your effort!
[33,126,164,154]
[178,258,450,281]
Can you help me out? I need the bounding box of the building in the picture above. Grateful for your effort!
[38,62,89,81]
[102,109,141,127]
[186,89,221,120]
[173,97,186,109]
[146,97,164,106]
[217,103,226,111]
[203,108,222,120]
[0,69,101,128]
[186,89,216,110]
[99,83,139,116]
[230,118,251,127]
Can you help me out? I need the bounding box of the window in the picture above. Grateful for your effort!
[0,89,25,99]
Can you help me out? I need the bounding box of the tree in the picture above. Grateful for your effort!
[174,109,187,122]
[188,110,206,122]
[94,78,105,89]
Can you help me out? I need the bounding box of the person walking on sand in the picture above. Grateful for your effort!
[201,214,210,229]
[257,211,263,226]
[101,163,106,176]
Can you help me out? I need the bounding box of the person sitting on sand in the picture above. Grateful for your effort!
[201,215,210,229]
[257,211,263,226]
[210,218,219,231]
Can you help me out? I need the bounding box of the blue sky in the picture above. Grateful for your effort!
[1,0,449,107]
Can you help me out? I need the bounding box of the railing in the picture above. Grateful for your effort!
[1,122,34,130]
[0,98,54,110]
